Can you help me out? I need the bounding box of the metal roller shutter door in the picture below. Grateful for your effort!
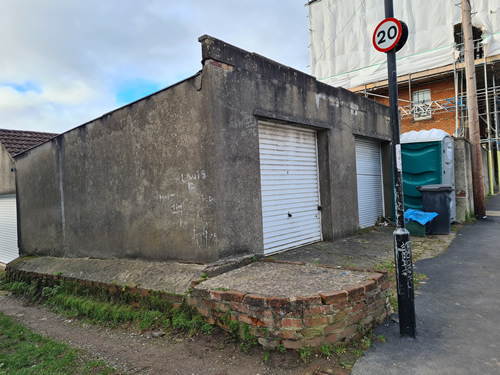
[355,138,384,228]
[259,121,322,254]
[0,194,18,264]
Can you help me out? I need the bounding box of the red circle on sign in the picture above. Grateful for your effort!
[373,18,402,53]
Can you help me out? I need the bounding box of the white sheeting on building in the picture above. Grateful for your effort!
[308,0,500,89]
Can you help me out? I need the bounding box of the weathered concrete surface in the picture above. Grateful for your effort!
[200,35,392,245]
[191,260,389,350]
[274,226,457,269]
[8,257,206,295]
[15,35,391,264]
[6,224,455,299]
[15,74,220,263]
[196,261,378,297]
[353,193,500,375]
[454,138,474,222]
[0,145,15,195]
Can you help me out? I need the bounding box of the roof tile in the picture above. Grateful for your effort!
[0,129,58,157]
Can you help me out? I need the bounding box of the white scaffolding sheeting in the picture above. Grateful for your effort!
[308,0,500,89]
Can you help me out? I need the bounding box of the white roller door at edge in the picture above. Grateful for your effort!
[259,121,322,254]
[0,195,18,264]
[355,138,384,228]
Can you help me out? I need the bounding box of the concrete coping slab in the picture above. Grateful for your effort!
[190,260,390,349]
[196,261,380,298]
[7,256,207,296]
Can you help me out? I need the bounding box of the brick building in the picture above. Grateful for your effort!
[307,0,500,208]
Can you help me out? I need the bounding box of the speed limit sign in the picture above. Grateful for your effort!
[373,18,403,53]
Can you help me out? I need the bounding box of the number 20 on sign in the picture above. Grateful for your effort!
[373,18,403,53]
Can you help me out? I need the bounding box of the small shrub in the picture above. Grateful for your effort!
[276,344,287,353]
[240,324,258,353]
[229,320,240,339]
[299,345,312,364]
[353,348,364,357]
[320,343,332,357]
[172,311,192,331]
[201,323,213,335]
[357,318,365,334]
[361,336,372,349]
[332,344,346,355]
[263,351,270,363]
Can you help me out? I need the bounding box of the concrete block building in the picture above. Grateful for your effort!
[0,129,57,264]
[14,36,391,264]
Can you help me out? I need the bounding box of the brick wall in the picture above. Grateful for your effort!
[370,78,457,136]
[189,261,390,350]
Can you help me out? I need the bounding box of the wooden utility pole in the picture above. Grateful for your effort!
[462,0,486,218]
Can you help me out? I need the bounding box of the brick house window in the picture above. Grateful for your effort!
[412,89,432,120]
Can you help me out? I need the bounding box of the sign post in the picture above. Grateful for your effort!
[373,0,416,338]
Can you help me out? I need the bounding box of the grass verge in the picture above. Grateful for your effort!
[0,311,116,375]
[0,275,210,337]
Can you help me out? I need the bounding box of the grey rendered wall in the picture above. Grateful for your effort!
[199,36,391,247]
[15,75,219,263]
[0,145,15,195]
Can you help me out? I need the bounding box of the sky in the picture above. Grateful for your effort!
[0,1,311,135]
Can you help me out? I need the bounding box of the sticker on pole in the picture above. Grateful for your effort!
[373,18,403,53]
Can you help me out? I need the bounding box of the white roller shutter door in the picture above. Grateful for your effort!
[259,121,322,254]
[355,138,384,228]
[0,194,18,264]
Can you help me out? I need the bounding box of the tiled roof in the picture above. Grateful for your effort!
[0,128,58,157]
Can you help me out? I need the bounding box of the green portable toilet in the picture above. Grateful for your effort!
[400,129,456,222]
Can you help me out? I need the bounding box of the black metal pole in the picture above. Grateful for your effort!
[384,0,416,338]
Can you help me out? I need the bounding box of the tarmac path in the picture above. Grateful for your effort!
[353,193,500,375]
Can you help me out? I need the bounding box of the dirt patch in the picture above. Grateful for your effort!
[0,292,348,375]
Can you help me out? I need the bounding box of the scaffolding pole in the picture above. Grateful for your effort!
[455,60,459,135]
[495,74,500,186]
[484,59,494,194]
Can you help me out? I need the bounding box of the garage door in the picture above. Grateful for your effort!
[355,138,384,228]
[0,194,18,264]
[259,121,322,254]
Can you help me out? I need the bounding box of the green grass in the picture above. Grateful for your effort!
[465,211,477,223]
[276,344,287,353]
[299,345,312,364]
[375,260,395,272]
[0,312,115,374]
[413,272,428,289]
[352,227,374,236]
[342,256,355,268]
[0,276,208,337]
[320,343,332,357]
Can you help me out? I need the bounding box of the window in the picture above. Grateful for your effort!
[412,89,432,120]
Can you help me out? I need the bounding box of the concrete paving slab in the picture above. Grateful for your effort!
[196,261,378,297]
[352,193,500,375]
[275,226,456,269]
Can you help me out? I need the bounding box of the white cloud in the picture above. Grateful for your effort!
[0,0,310,134]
